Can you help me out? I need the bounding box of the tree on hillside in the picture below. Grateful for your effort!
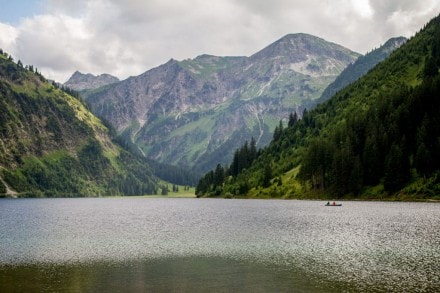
[384,143,410,192]
[288,112,298,127]
[213,164,225,187]
[273,120,284,141]
[262,163,273,188]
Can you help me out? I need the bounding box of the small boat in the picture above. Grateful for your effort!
[325,202,342,206]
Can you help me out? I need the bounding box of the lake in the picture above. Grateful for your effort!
[0,198,439,292]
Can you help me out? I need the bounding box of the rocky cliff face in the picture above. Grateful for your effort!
[65,71,119,91]
[84,34,360,173]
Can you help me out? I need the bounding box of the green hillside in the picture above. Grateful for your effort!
[0,50,158,197]
[197,15,440,200]
[317,37,407,103]
[83,34,360,175]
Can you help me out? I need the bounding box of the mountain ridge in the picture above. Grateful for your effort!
[65,71,119,91]
[196,15,440,199]
[0,51,158,197]
[318,36,407,102]
[82,33,360,173]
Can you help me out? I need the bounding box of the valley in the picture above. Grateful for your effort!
[0,17,437,200]
[76,34,361,174]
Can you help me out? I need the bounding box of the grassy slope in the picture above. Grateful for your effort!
[208,15,440,200]
[0,52,158,197]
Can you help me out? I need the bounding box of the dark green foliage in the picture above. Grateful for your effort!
[0,50,158,197]
[273,120,284,141]
[197,14,440,199]
[195,136,262,196]
[113,150,157,195]
[145,159,199,186]
[229,138,258,177]
[78,139,111,178]
[0,179,6,194]
[288,112,298,127]
[415,143,430,178]
[214,164,225,187]
[384,143,410,192]
[262,163,272,188]
[318,37,407,103]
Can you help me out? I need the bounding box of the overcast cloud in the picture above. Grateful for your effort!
[1,0,439,82]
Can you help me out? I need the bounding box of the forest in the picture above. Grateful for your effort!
[0,50,158,197]
[196,15,440,200]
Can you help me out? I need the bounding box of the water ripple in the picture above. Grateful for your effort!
[0,198,439,291]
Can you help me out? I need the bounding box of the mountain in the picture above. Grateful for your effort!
[0,51,158,197]
[197,15,440,200]
[84,34,360,173]
[317,36,407,103]
[64,71,119,91]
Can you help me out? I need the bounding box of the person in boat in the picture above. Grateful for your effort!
[332,201,336,206]
[326,201,330,206]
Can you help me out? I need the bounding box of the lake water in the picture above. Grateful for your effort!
[0,198,439,292]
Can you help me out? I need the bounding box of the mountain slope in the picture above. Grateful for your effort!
[65,71,119,91]
[0,51,157,197]
[197,15,440,199]
[84,34,360,173]
[318,36,407,103]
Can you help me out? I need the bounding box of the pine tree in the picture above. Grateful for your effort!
[213,164,225,187]
[249,137,257,162]
[415,143,430,178]
[262,163,272,188]
[384,143,410,192]
[273,120,284,141]
[288,112,298,127]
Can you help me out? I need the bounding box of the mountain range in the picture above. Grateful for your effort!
[76,33,362,173]
[197,15,440,200]
[0,27,415,198]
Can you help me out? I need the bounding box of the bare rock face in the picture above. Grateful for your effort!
[64,71,119,91]
[84,34,361,173]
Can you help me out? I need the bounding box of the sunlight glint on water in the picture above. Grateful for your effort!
[0,198,439,292]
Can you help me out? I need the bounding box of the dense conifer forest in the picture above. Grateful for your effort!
[0,50,158,197]
[197,15,440,200]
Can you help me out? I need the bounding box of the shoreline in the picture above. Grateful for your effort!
[2,192,439,202]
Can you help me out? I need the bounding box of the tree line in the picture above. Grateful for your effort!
[195,15,440,199]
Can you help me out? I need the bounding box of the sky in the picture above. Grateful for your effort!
[0,0,440,83]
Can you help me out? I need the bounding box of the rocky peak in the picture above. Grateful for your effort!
[250,33,360,63]
[64,71,119,91]
[380,37,407,55]
[84,33,361,173]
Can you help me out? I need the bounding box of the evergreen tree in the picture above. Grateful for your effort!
[362,132,382,185]
[288,112,298,127]
[213,164,225,187]
[273,120,284,141]
[249,137,257,162]
[262,163,272,188]
[415,143,430,178]
[384,143,410,192]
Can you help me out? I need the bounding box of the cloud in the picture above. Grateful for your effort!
[0,0,439,82]
[0,22,18,52]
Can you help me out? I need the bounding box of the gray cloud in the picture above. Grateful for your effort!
[0,0,439,82]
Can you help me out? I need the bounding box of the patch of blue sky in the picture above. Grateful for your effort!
[0,0,43,24]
